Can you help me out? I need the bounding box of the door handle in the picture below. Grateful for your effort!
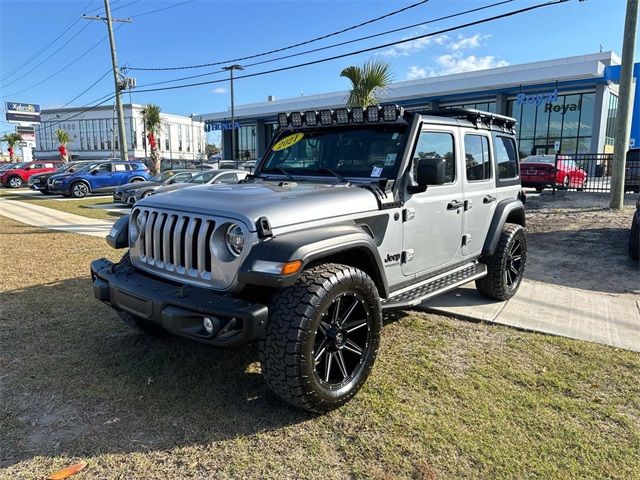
[483,195,496,204]
[447,200,464,210]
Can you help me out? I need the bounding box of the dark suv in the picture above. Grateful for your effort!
[28,161,93,194]
[48,160,150,198]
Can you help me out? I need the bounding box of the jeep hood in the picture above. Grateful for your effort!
[138,181,381,229]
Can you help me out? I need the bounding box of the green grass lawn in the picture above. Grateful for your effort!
[0,215,639,479]
[0,188,126,220]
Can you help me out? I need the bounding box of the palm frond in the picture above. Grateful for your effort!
[2,132,23,148]
[141,104,162,134]
[340,59,392,108]
[55,129,70,145]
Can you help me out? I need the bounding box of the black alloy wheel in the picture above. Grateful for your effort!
[504,237,524,288]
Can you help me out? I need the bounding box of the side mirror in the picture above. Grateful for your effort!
[410,157,446,193]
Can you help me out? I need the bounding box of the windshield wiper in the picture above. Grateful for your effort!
[317,167,348,184]
[263,167,295,181]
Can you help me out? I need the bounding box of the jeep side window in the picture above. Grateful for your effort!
[413,131,455,183]
[464,135,491,181]
[495,136,519,179]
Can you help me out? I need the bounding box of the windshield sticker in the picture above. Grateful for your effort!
[272,133,305,151]
[384,153,397,166]
[371,166,383,178]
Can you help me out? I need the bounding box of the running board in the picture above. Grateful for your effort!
[382,262,487,310]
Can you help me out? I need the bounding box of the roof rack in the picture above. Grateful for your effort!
[418,108,517,132]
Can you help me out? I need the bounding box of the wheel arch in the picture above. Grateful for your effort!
[130,176,146,182]
[482,199,525,256]
[239,225,389,298]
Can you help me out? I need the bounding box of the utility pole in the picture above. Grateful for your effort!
[84,0,131,163]
[610,0,638,210]
[222,64,243,164]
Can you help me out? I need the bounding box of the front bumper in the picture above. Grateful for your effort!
[113,191,139,205]
[91,258,268,347]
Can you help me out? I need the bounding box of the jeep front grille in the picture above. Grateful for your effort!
[130,206,250,290]
[139,211,215,278]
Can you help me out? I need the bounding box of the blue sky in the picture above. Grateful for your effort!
[0,0,635,142]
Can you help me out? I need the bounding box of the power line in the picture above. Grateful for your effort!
[126,0,431,71]
[134,0,518,89]
[1,22,94,89]
[59,70,112,109]
[2,24,123,99]
[130,0,570,95]
[1,0,97,83]
[129,0,196,19]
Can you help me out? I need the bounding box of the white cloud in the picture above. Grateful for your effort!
[435,53,509,75]
[449,34,491,51]
[406,65,429,80]
[379,34,449,57]
[210,87,226,94]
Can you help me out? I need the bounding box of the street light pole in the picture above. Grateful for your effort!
[84,0,130,162]
[222,64,243,165]
[610,0,638,210]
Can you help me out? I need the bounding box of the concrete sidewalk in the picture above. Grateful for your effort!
[421,280,640,352]
[0,197,114,237]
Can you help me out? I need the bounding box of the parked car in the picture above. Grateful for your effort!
[28,161,93,194]
[92,105,526,412]
[113,169,199,205]
[520,155,587,192]
[48,160,150,198]
[0,161,63,188]
[629,196,640,260]
[151,169,248,195]
[624,148,640,193]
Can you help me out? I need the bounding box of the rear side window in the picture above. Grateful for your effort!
[464,135,491,181]
[114,164,127,172]
[128,163,145,170]
[44,163,54,168]
[413,131,456,183]
[495,136,519,179]
[31,163,43,169]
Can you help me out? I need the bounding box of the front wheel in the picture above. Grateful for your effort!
[476,224,527,301]
[71,181,89,198]
[259,264,382,413]
[7,176,22,188]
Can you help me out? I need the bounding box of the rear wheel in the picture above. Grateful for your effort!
[260,263,382,412]
[7,176,22,188]
[476,224,527,301]
[559,175,570,190]
[71,181,89,198]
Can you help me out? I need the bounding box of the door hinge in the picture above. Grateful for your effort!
[402,249,415,263]
[402,208,416,222]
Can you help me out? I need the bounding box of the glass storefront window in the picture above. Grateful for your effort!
[519,102,536,138]
[237,125,256,160]
[578,93,595,137]
[561,94,581,137]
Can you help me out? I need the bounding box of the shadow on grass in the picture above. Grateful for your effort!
[0,277,310,466]
[526,227,639,293]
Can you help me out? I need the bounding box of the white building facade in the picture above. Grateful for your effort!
[36,104,206,162]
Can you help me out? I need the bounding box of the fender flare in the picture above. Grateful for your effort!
[238,224,388,296]
[482,199,525,256]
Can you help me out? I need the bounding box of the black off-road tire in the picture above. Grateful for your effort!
[629,212,640,260]
[259,263,382,413]
[476,224,527,301]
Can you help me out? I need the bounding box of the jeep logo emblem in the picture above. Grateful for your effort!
[384,253,401,264]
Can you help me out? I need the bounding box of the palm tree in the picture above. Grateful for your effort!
[55,128,71,163]
[340,59,392,108]
[2,133,23,162]
[141,104,162,175]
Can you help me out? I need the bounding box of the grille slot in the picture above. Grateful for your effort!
[136,208,215,278]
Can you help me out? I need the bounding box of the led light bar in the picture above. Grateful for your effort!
[382,104,404,122]
[290,111,303,127]
[351,107,364,123]
[319,109,333,125]
[277,112,289,128]
[304,111,317,126]
[335,108,349,124]
[366,105,380,122]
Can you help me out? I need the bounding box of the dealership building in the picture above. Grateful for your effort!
[35,104,205,162]
[202,51,638,161]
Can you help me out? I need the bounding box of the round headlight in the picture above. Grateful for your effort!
[225,224,245,257]
[135,211,147,233]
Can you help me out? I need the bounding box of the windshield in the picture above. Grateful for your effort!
[76,162,101,173]
[260,125,408,179]
[150,171,178,183]
[187,171,216,184]
[9,162,28,170]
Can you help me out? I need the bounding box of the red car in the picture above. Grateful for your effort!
[0,161,63,188]
[520,155,587,192]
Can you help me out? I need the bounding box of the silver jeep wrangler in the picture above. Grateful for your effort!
[91,105,526,412]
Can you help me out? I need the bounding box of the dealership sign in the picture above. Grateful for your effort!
[204,120,240,132]
[516,89,558,107]
[5,101,41,124]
